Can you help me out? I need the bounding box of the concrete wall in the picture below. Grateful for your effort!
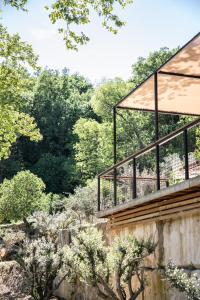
[107,210,200,300]
[55,223,107,300]
[56,211,200,300]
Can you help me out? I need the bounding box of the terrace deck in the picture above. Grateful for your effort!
[96,176,200,227]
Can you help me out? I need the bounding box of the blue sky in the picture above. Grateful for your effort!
[1,0,200,83]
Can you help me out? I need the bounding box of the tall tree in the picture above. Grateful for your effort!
[3,69,96,193]
[31,69,94,158]
[74,47,181,180]
[130,47,177,85]
[0,24,41,161]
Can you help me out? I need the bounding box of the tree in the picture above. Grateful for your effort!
[74,118,116,178]
[0,24,41,160]
[73,118,102,180]
[63,227,156,300]
[91,78,133,121]
[0,105,42,160]
[4,0,133,50]
[74,48,181,181]
[3,0,28,10]
[130,47,177,86]
[27,210,76,244]
[163,261,200,300]
[1,68,95,193]
[0,24,38,108]
[31,69,94,158]
[0,170,47,223]
[18,238,65,300]
[26,69,94,192]
[32,153,76,194]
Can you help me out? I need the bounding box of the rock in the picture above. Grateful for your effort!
[0,261,30,298]
[0,284,11,296]
[0,247,7,260]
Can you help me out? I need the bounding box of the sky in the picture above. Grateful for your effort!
[1,0,200,83]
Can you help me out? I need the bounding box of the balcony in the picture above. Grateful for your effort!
[97,33,200,215]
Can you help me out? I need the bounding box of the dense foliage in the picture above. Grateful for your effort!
[0,171,47,223]
[15,211,76,300]
[164,262,200,300]
[65,180,97,222]
[74,47,180,178]
[0,24,42,160]
[0,106,42,160]
[1,68,95,193]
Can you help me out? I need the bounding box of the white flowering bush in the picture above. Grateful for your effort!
[63,227,156,300]
[15,211,77,300]
[65,180,97,223]
[164,262,200,300]
[27,210,77,243]
[17,237,67,300]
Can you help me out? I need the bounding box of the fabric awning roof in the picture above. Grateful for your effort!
[116,33,200,116]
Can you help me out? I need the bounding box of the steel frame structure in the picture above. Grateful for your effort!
[97,33,200,212]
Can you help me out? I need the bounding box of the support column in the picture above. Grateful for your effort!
[154,73,160,190]
[113,107,117,165]
[97,176,101,211]
[113,107,117,206]
[132,157,137,199]
[183,129,189,180]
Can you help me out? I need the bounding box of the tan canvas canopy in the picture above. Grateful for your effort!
[116,33,200,116]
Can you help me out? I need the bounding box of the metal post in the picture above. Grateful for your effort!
[156,145,160,190]
[132,157,137,199]
[113,169,117,206]
[154,73,160,190]
[183,129,189,180]
[113,107,117,205]
[97,176,101,211]
[113,107,117,165]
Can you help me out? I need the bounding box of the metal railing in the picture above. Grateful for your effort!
[97,118,200,211]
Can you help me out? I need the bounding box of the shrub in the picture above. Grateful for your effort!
[65,180,97,223]
[0,170,47,223]
[16,211,76,300]
[27,211,77,243]
[164,261,200,300]
[63,227,156,300]
[17,238,65,300]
